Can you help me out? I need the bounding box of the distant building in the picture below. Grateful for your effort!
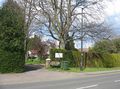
[28,50,38,58]
[78,48,89,52]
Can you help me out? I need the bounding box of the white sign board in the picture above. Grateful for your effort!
[55,53,63,58]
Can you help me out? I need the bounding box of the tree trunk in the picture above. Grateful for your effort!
[59,39,65,49]
[24,36,28,60]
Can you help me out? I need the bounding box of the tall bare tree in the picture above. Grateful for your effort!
[32,0,110,49]
[16,0,112,61]
[17,0,37,59]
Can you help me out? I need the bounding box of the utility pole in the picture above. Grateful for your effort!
[80,7,84,70]
[75,0,98,70]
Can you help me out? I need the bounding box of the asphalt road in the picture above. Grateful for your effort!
[1,72,120,89]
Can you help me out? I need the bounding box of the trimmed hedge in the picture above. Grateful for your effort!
[50,48,81,67]
[0,50,25,73]
[50,48,66,61]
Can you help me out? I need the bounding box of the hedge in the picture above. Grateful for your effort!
[0,0,25,73]
[50,48,81,67]
[50,49,120,68]
[50,48,66,61]
[103,54,120,68]
[0,50,25,73]
[87,53,120,68]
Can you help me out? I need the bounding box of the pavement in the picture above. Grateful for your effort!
[0,64,120,86]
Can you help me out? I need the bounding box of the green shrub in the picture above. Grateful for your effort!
[101,53,120,68]
[86,52,103,67]
[50,49,120,68]
[102,53,114,68]
[72,51,81,67]
[90,58,104,68]
[87,53,120,68]
[50,48,82,67]
[50,48,66,61]
[64,51,73,67]
[0,0,25,73]
[109,54,120,67]
[26,57,45,64]
[0,50,25,73]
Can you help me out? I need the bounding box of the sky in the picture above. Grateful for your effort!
[0,0,120,48]
[0,0,4,6]
[105,0,120,34]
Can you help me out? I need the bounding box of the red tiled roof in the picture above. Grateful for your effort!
[30,50,38,55]
[78,48,89,52]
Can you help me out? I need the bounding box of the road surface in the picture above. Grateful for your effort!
[1,72,120,89]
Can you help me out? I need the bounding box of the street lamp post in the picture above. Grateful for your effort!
[80,7,84,70]
[77,0,98,70]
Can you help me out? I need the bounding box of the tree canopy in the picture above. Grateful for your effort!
[18,0,112,49]
[92,38,120,53]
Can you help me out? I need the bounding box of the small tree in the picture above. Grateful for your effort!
[92,40,117,53]
[65,34,76,50]
[112,38,120,53]
[28,36,48,59]
[0,0,25,73]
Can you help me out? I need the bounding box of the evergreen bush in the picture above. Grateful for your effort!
[50,48,82,67]
[0,0,25,73]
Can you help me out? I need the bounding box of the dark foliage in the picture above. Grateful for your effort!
[0,0,25,73]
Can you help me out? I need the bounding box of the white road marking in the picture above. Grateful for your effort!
[114,80,120,83]
[76,84,98,89]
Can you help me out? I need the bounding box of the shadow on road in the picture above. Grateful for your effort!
[24,64,45,72]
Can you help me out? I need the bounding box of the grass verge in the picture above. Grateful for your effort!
[25,58,45,64]
[48,67,120,73]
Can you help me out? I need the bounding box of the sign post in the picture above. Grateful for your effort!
[55,53,63,59]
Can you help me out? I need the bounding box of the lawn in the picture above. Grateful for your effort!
[25,58,45,64]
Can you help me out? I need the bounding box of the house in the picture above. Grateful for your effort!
[78,48,89,53]
[28,50,38,58]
